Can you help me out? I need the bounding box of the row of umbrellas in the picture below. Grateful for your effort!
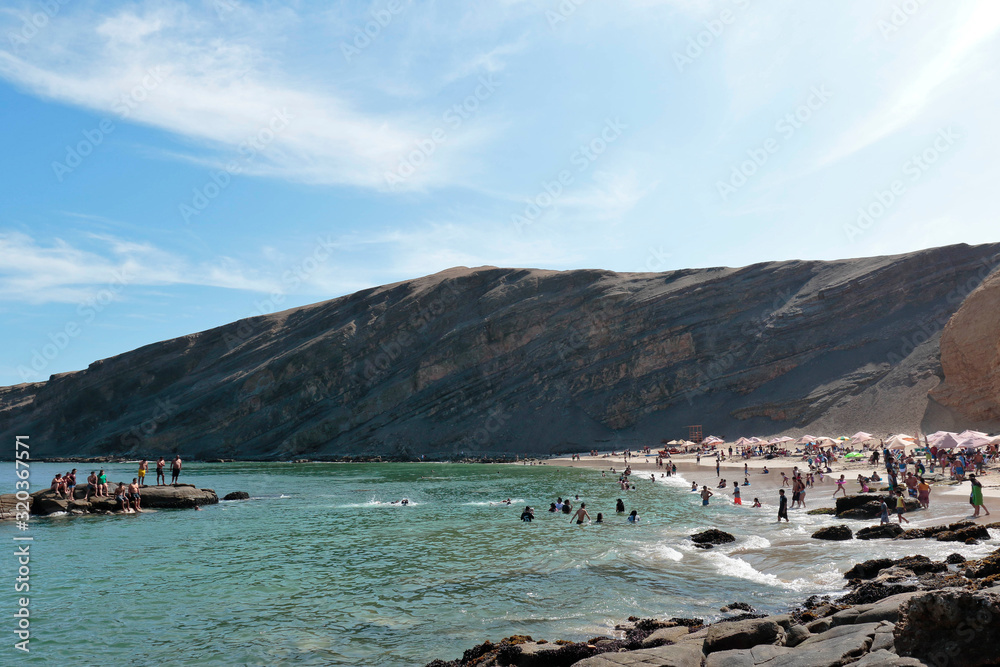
[682,430,1000,451]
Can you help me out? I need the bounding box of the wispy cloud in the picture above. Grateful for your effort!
[0,2,504,190]
[0,231,279,304]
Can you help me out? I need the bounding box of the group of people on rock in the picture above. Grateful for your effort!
[48,456,185,514]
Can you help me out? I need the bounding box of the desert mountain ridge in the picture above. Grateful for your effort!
[2,242,1000,459]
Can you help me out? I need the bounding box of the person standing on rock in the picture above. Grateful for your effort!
[171,455,182,484]
[969,475,991,518]
[128,478,143,513]
[777,489,788,522]
[138,459,148,487]
[156,457,166,485]
[65,470,77,500]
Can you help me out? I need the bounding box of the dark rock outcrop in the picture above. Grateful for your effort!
[856,524,905,540]
[691,529,736,545]
[223,491,250,500]
[704,618,783,654]
[894,590,1000,666]
[813,525,853,540]
[2,244,999,459]
[29,485,217,515]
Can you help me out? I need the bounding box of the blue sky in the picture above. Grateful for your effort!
[1,0,999,386]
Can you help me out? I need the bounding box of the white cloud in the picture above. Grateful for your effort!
[0,231,280,304]
[0,2,503,191]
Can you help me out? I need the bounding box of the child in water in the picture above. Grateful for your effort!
[752,498,761,508]
[627,510,639,523]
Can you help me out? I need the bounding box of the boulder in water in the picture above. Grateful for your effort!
[812,525,853,541]
[691,529,736,545]
[856,524,905,540]
[223,491,250,501]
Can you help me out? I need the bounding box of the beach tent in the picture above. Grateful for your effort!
[733,437,753,446]
[850,431,873,443]
[814,437,837,445]
[748,437,764,444]
[703,436,725,445]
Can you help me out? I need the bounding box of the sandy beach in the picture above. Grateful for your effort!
[547,449,1000,526]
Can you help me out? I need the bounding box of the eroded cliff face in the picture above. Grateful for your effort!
[928,267,1000,430]
[2,243,998,459]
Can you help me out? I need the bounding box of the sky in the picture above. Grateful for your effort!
[1,0,999,386]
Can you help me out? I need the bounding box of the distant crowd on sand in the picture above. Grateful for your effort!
[542,439,995,526]
[48,456,184,514]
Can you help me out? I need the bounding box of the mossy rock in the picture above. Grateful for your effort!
[807,507,836,515]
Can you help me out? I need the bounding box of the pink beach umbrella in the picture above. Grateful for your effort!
[850,431,873,443]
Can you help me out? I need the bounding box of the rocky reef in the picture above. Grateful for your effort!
[2,243,999,459]
[426,546,1000,667]
[0,484,218,518]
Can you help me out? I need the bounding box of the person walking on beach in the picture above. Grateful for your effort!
[970,475,991,518]
[917,478,931,509]
[171,455,182,484]
[833,475,847,497]
[700,486,713,506]
[894,491,910,524]
[156,457,166,485]
[732,481,742,505]
[879,498,890,524]
[138,459,148,487]
[777,489,788,522]
[571,503,591,525]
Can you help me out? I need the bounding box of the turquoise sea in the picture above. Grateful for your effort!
[2,461,998,666]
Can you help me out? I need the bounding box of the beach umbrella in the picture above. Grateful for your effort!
[836,436,850,441]
[926,431,957,446]
[850,431,873,443]
[955,431,993,449]
[703,436,724,445]
[796,435,818,444]
[932,433,962,450]
[733,437,751,446]
[885,434,913,450]
[748,436,763,444]
[814,436,837,444]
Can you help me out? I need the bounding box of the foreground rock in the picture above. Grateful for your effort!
[428,545,1000,667]
[29,484,218,516]
[856,524,905,540]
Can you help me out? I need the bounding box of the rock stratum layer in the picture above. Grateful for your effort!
[2,243,999,459]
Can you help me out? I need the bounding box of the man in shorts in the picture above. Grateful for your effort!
[65,469,77,500]
[138,459,148,487]
[170,455,182,484]
[86,471,98,500]
[128,478,142,513]
[156,457,166,485]
[700,486,713,506]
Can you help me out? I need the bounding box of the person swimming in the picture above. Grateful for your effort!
[627,509,639,523]
[520,506,534,522]
[595,512,603,524]
[615,498,625,513]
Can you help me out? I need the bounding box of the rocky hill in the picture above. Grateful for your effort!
[2,243,999,459]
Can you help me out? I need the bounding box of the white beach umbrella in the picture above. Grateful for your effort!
[796,435,818,444]
[850,431,873,443]
[885,434,914,450]
[955,431,993,449]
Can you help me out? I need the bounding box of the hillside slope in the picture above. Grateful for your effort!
[2,243,998,459]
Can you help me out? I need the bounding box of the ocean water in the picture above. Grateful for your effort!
[1,461,997,666]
